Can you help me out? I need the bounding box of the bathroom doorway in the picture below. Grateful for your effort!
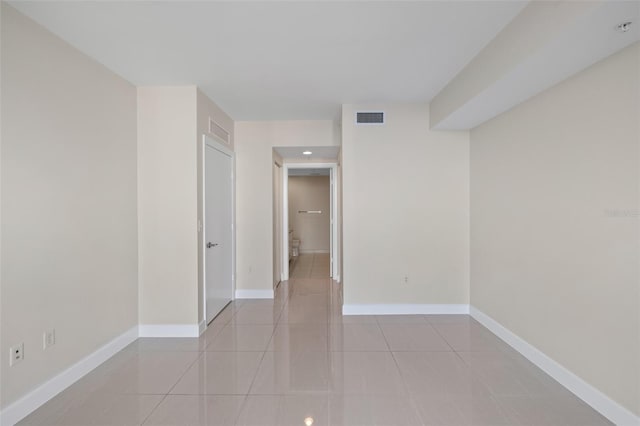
[287,168,331,278]
[281,162,339,281]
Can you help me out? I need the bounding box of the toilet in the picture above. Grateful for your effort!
[292,239,300,257]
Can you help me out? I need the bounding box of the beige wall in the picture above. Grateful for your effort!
[235,121,339,293]
[138,87,234,326]
[1,4,138,408]
[137,86,198,325]
[470,43,640,416]
[342,104,470,305]
[288,176,331,253]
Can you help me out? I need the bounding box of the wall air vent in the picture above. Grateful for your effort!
[209,118,231,145]
[356,112,384,125]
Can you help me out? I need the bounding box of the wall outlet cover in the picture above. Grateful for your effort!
[43,330,56,350]
[10,343,24,366]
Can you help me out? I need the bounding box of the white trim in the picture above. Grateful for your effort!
[198,320,207,336]
[342,304,469,315]
[470,306,640,426]
[204,133,234,157]
[138,324,199,338]
[0,326,138,426]
[235,289,274,299]
[283,169,288,279]
[299,249,330,254]
[334,275,341,283]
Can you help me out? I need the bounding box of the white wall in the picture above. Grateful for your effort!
[288,176,331,253]
[1,3,138,408]
[470,43,640,417]
[137,86,198,326]
[235,121,339,294]
[342,104,470,306]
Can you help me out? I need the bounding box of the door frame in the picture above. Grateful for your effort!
[273,160,283,289]
[201,134,236,326]
[282,162,338,281]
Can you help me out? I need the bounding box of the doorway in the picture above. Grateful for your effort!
[288,169,331,278]
[282,163,338,281]
[203,135,234,324]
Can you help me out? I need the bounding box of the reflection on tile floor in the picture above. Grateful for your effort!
[290,253,330,279]
[19,278,611,426]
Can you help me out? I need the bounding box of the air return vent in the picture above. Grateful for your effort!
[356,112,384,124]
[209,118,231,145]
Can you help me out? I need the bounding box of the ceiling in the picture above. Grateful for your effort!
[9,1,527,121]
[274,146,340,161]
[432,0,640,129]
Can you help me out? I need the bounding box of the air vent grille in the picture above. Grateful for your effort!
[209,118,231,145]
[356,112,384,124]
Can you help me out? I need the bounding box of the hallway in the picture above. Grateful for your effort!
[20,278,609,425]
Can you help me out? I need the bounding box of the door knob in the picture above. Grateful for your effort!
[207,242,219,248]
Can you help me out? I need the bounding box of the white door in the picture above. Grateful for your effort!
[205,142,233,324]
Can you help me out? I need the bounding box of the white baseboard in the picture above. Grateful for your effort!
[342,304,469,315]
[235,289,274,299]
[470,306,640,426]
[138,324,199,337]
[0,326,138,426]
[333,275,341,283]
[299,249,330,254]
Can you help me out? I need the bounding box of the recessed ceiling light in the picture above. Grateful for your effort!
[303,151,312,155]
[616,21,632,33]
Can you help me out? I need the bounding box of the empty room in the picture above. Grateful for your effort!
[1,1,638,425]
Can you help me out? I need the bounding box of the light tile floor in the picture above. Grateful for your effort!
[290,253,330,279]
[19,277,611,426]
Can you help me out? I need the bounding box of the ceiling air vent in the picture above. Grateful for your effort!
[356,111,384,125]
[209,118,231,145]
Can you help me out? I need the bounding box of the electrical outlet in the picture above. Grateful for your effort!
[10,343,24,366]
[43,329,56,350]
[403,275,409,285]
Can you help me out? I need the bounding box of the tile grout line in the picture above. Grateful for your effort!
[140,300,247,425]
[428,320,458,354]
[427,318,523,424]
[239,287,288,417]
[139,350,204,425]
[387,337,427,425]
[215,292,286,423]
